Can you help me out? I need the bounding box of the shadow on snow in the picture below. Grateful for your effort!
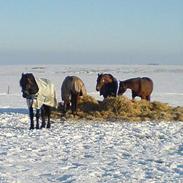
[0,108,28,114]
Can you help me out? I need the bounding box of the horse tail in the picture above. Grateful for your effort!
[141,77,154,94]
[73,77,87,96]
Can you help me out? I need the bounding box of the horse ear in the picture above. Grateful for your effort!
[98,73,100,77]
[22,73,24,76]
[30,73,34,78]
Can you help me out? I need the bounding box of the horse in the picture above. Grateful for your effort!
[118,77,153,101]
[61,76,87,114]
[20,73,57,129]
[96,73,118,98]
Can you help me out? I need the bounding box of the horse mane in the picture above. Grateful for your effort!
[98,73,116,82]
[20,73,39,94]
[20,73,35,82]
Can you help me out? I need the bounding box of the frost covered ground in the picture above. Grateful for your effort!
[0,65,183,182]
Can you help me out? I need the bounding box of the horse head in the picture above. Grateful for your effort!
[20,73,39,99]
[118,81,127,95]
[96,73,103,91]
[96,73,113,91]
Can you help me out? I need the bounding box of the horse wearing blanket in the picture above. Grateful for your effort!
[20,73,57,129]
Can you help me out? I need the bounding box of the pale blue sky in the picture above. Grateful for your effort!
[0,0,182,64]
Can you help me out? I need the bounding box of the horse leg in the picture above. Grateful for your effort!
[63,100,70,114]
[71,93,74,114]
[35,109,40,129]
[146,95,151,101]
[132,91,136,101]
[141,95,147,100]
[41,106,46,128]
[63,102,67,113]
[71,92,77,114]
[66,103,70,110]
[29,106,34,130]
[74,94,80,114]
[46,106,51,128]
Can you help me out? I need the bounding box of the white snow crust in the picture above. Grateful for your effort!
[0,65,183,182]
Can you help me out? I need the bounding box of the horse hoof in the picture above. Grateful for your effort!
[29,127,34,130]
[46,124,51,128]
[61,117,66,121]
[72,111,77,116]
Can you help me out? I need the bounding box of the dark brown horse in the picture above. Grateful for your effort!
[118,77,153,101]
[96,73,118,98]
[61,76,87,114]
[20,73,57,129]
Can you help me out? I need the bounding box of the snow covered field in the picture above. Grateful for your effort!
[0,65,183,182]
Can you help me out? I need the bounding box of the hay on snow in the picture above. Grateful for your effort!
[51,95,183,122]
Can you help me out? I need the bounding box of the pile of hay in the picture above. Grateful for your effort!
[51,95,183,122]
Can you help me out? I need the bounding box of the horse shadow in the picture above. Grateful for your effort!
[0,108,28,114]
[0,108,28,130]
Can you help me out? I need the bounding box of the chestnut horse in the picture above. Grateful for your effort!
[96,73,118,98]
[20,73,57,129]
[61,76,87,114]
[118,77,153,101]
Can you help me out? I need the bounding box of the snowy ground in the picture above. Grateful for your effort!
[0,65,183,182]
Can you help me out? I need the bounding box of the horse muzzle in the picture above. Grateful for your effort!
[96,86,100,91]
[22,91,34,99]
[22,92,29,98]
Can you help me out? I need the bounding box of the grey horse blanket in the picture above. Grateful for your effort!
[27,78,57,109]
